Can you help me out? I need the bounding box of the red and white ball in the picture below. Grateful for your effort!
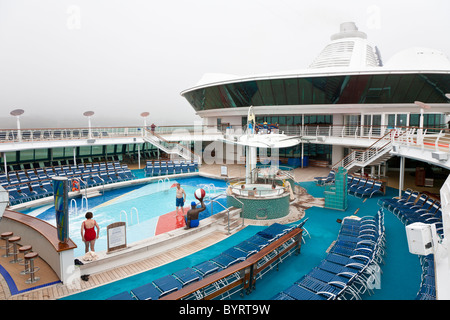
[194,188,206,200]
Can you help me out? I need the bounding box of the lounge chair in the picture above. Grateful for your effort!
[314,170,335,186]
[210,253,242,269]
[106,291,135,300]
[192,261,222,278]
[131,283,162,300]
[172,267,202,287]
[152,275,182,297]
[256,223,294,241]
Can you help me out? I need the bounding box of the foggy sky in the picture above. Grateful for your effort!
[0,0,449,129]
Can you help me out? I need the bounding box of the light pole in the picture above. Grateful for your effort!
[10,109,24,142]
[83,111,95,139]
[140,112,149,137]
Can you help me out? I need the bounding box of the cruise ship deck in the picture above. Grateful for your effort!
[0,163,444,300]
[0,164,329,300]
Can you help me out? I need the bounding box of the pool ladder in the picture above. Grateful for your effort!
[69,196,88,216]
[120,207,140,225]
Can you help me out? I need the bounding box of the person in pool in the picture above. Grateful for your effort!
[184,199,206,229]
[81,211,100,253]
[175,183,186,214]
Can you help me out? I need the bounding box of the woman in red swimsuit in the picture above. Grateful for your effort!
[81,212,100,253]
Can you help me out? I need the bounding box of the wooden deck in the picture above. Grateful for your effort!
[3,229,228,300]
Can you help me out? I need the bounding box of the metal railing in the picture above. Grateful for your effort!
[1,124,449,157]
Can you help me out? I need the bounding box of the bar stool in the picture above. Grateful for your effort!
[9,236,22,264]
[1,232,13,257]
[19,245,32,275]
[24,252,40,284]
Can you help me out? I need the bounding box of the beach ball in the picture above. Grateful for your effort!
[194,188,206,200]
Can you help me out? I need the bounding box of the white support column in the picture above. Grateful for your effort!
[399,156,405,197]
[245,146,257,184]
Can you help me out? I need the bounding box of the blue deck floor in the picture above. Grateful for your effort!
[63,182,422,300]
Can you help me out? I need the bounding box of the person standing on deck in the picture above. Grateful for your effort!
[175,183,186,214]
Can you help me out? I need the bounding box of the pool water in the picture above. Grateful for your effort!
[62,181,423,300]
[19,176,228,258]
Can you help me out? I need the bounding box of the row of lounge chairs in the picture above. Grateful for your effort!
[144,160,198,177]
[347,176,383,198]
[107,222,304,300]
[378,189,441,300]
[314,170,384,199]
[378,188,442,234]
[272,209,386,300]
[2,162,135,206]
[416,254,436,300]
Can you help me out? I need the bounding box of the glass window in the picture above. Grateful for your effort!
[183,73,450,111]
[410,114,420,127]
[35,149,49,160]
[5,152,16,163]
[271,79,286,105]
[79,146,91,156]
[19,149,34,162]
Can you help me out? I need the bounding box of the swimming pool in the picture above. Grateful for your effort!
[19,176,228,258]
[62,181,423,300]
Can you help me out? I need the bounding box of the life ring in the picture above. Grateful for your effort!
[72,180,80,192]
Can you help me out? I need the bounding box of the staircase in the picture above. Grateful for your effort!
[143,131,200,162]
[332,129,404,174]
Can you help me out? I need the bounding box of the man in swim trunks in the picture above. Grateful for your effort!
[175,183,186,214]
[184,199,206,229]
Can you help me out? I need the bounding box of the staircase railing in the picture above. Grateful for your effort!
[331,129,406,171]
[143,130,201,162]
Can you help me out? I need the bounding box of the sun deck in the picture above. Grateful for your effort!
[0,164,444,300]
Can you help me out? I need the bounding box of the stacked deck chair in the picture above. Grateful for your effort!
[354,181,383,199]
[272,210,385,300]
[348,178,367,195]
[107,221,306,300]
[314,170,335,186]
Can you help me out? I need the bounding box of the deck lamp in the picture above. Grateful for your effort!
[83,111,95,139]
[140,112,150,136]
[10,109,24,142]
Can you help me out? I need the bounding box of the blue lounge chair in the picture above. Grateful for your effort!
[192,261,221,277]
[222,247,251,260]
[106,291,135,300]
[314,170,335,186]
[210,253,242,269]
[246,234,271,250]
[131,282,162,300]
[172,267,202,287]
[274,283,331,300]
[256,223,294,241]
[160,165,168,175]
[348,178,368,195]
[234,240,260,256]
[152,275,182,297]
[355,181,383,198]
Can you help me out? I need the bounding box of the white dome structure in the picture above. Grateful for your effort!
[384,47,450,71]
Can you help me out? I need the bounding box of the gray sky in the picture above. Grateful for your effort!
[0,0,449,129]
